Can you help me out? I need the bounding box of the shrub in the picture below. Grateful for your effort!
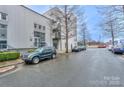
[0,52,20,62]
[27,49,35,53]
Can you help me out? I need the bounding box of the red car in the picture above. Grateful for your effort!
[98,44,106,48]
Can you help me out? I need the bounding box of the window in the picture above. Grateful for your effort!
[1,34,5,37]
[34,31,40,37]
[34,31,45,47]
[41,33,45,41]
[0,24,7,28]
[34,24,37,28]
[34,38,37,47]
[0,24,7,39]
[0,41,7,49]
[2,13,6,20]
[0,12,7,20]
[34,31,45,41]
[43,48,51,53]
[68,17,70,20]
[39,25,41,29]
[43,26,46,30]
[34,23,42,30]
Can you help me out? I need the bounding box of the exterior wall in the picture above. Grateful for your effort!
[0,5,53,49]
[60,37,76,52]
[44,7,77,52]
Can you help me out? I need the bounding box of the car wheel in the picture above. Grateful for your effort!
[25,61,29,64]
[113,51,116,54]
[51,54,56,59]
[32,57,40,64]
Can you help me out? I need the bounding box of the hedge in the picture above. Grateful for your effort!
[0,52,20,62]
[27,49,35,53]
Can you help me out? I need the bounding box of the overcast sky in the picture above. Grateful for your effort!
[27,5,107,42]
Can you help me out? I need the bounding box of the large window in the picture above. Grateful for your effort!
[34,31,45,47]
[0,41,7,49]
[0,23,7,49]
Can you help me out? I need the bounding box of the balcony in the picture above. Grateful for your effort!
[52,31,61,40]
[0,12,8,25]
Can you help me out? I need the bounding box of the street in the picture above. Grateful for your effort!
[0,48,124,87]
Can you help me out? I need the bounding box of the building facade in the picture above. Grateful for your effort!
[44,7,77,52]
[0,5,53,50]
[0,6,77,52]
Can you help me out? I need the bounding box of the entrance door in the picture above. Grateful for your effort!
[53,39,58,49]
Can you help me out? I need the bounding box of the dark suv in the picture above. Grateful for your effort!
[21,46,56,64]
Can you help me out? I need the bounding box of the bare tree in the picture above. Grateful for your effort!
[61,5,78,53]
[77,9,89,46]
[50,5,78,53]
[45,5,89,53]
[97,6,121,45]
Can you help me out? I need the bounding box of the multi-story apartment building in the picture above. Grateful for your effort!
[44,7,77,52]
[0,6,77,52]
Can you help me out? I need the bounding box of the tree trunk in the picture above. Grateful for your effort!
[65,6,68,53]
[122,5,124,15]
[83,30,86,46]
[110,22,115,46]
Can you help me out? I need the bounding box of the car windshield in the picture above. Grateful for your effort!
[34,48,44,52]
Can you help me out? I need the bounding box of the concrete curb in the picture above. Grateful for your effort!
[0,65,16,75]
[0,61,24,75]
[0,61,24,68]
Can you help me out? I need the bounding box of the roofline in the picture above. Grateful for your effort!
[43,7,63,15]
[20,5,52,21]
[44,6,77,18]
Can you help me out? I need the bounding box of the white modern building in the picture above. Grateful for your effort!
[0,5,53,50]
[44,7,77,52]
[0,5,77,52]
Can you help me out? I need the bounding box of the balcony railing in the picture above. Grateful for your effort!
[52,32,61,40]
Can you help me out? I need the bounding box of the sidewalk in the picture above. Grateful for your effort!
[0,59,24,74]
